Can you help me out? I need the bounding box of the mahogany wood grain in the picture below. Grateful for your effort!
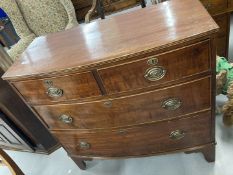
[2,0,218,80]
[52,111,212,157]
[35,77,211,130]
[12,72,101,105]
[98,40,210,94]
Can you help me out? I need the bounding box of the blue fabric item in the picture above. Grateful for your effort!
[0,8,7,18]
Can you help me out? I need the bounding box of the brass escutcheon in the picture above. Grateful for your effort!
[147,57,158,66]
[44,80,53,87]
[117,129,128,135]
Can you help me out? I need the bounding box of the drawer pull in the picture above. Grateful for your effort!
[79,141,91,150]
[104,101,112,108]
[162,98,182,110]
[59,114,73,124]
[169,130,185,140]
[117,129,128,135]
[147,57,158,66]
[47,87,63,97]
[144,66,166,81]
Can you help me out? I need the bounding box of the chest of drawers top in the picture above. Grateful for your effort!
[3,0,218,81]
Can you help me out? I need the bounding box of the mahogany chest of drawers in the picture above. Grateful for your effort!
[2,0,219,170]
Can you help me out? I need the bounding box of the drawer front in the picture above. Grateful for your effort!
[35,77,211,130]
[52,111,212,157]
[98,40,210,94]
[13,72,101,104]
[201,0,228,14]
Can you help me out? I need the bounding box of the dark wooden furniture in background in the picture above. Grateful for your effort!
[0,112,32,151]
[3,0,218,170]
[196,0,232,57]
[72,0,142,22]
[0,66,59,153]
[74,0,232,56]
[84,0,146,22]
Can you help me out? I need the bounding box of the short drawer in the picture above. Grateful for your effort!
[35,77,211,130]
[201,0,228,15]
[13,72,101,104]
[52,111,212,157]
[98,40,210,94]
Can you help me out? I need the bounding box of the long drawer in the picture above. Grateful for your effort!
[52,111,212,157]
[98,40,210,94]
[12,72,101,104]
[35,77,211,130]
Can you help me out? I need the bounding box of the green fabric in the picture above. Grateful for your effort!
[216,57,233,94]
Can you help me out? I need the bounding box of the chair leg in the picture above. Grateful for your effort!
[141,0,146,8]
[97,0,105,19]
[85,0,98,23]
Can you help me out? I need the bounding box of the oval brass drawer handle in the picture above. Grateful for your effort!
[169,130,185,140]
[59,114,73,124]
[144,66,166,81]
[47,87,63,97]
[79,141,91,150]
[162,98,182,110]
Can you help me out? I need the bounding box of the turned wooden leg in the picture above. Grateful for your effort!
[71,157,87,170]
[200,144,215,162]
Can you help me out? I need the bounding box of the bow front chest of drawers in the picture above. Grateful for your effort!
[3,0,219,170]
